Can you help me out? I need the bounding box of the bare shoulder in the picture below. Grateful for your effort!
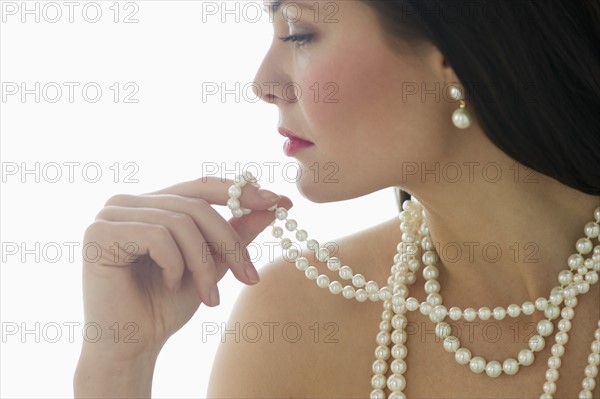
[207,217,401,398]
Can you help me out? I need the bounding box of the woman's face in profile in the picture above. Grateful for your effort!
[254,0,460,202]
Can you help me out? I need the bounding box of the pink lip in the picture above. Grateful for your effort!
[278,127,314,156]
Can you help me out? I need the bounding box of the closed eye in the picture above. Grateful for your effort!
[278,33,314,47]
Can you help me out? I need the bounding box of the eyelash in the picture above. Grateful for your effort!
[278,33,314,47]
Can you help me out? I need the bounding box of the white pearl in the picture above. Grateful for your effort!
[485,360,502,378]
[452,108,472,129]
[455,347,472,365]
[271,226,283,238]
[443,336,460,352]
[379,287,392,301]
[585,271,598,284]
[226,198,240,210]
[545,368,559,382]
[551,344,565,357]
[370,389,385,399]
[422,251,438,266]
[492,307,506,320]
[561,307,575,320]
[579,390,593,399]
[388,392,406,399]
[595,329,600,340]
[537,319,554,337]
[295,229,308,241]
[326,257,341,271]
[584,222,600,238]
[306,239,319,251]
[387,374,406,391]
[529,335,546,352]
[228,184,242,199]
[424,279,440,293]
[588,353,600,365]
[355,289,368,302]
[435,322,451,338]
[274,207,288,220]
[591,340,600,354]
[391,359,407,374]
[371,374,386,390]
[316,274,330,288]
[507,304,521,318]
[555,331,569,345]
[342,285,355,299]
[430,305,448,323]
[316,247,330,262]
[469,356,486,373]
[568,254,584,269]
[547,356,561,369]
[374,345,390,360]
[339,266,353,280]
[372,359,388,374]
[576,237,593,254]
[449,307,463,320]
[449,85,463,100]
[365,281,379,294]
[305,266,318,280]
[419,301,433,316]
[376,331,391,346]
[295,257,309,271]
[577,281,590,294]
[558,319,572,332]
[544,305,561,320]
[522,302,536,315]
[286,247,299,260]
[558,270,574,285]
[391,315,407,330]
[583,377,596,391]
[391,330,408,344]
[369,292,380,302]
[502,358,519,375]
[478,307,491,320]
[379,320,391,331]
[543,381,557,394]
[535,297,549,311]
[381,310,393,322]
[284,219,297,231]
[391,344,408,359]
[280,238,292,249]
[463,308,477,321]
[422,265,439,280]
[405,297,419,311]
[426,293,443,306]
[518,349,535,366]
[584,365,598,378]
[564,296,578,307]
[351,274,366,287]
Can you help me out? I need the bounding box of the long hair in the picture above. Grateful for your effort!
[364,0,600,203]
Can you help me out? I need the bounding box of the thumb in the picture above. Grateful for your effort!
[229,195,294,245]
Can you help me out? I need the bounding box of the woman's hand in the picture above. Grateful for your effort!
[75,176,292,366]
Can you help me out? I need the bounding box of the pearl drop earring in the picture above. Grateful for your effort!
[449,84,472,129]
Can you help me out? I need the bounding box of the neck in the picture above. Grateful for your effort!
[410,165,599,307]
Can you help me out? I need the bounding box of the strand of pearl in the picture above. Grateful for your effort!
[226,173,600,398]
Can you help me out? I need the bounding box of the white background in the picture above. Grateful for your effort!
[0,1,398,397]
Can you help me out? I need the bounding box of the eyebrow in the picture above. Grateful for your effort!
[263,0,316,14]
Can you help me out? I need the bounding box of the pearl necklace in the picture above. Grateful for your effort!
[228,172,600,398]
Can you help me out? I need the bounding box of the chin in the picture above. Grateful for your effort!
[294,170,380,203]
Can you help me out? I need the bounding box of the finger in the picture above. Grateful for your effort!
[229,195,294,244]
[84,220,185,293]
[95,207,220,306]
[103,194,259,285]
[140,177,282,211]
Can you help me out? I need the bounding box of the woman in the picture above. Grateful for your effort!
[73,0,600,397]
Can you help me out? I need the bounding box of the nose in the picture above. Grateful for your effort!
[252,46,298,105]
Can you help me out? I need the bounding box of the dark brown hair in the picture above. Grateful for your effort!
[363,0,600,201]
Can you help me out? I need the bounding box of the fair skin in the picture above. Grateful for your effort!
[74,0,599,397]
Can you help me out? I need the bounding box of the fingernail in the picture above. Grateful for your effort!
[244,264,260,284]
[210,286,220,306]
[258,189,281,202]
